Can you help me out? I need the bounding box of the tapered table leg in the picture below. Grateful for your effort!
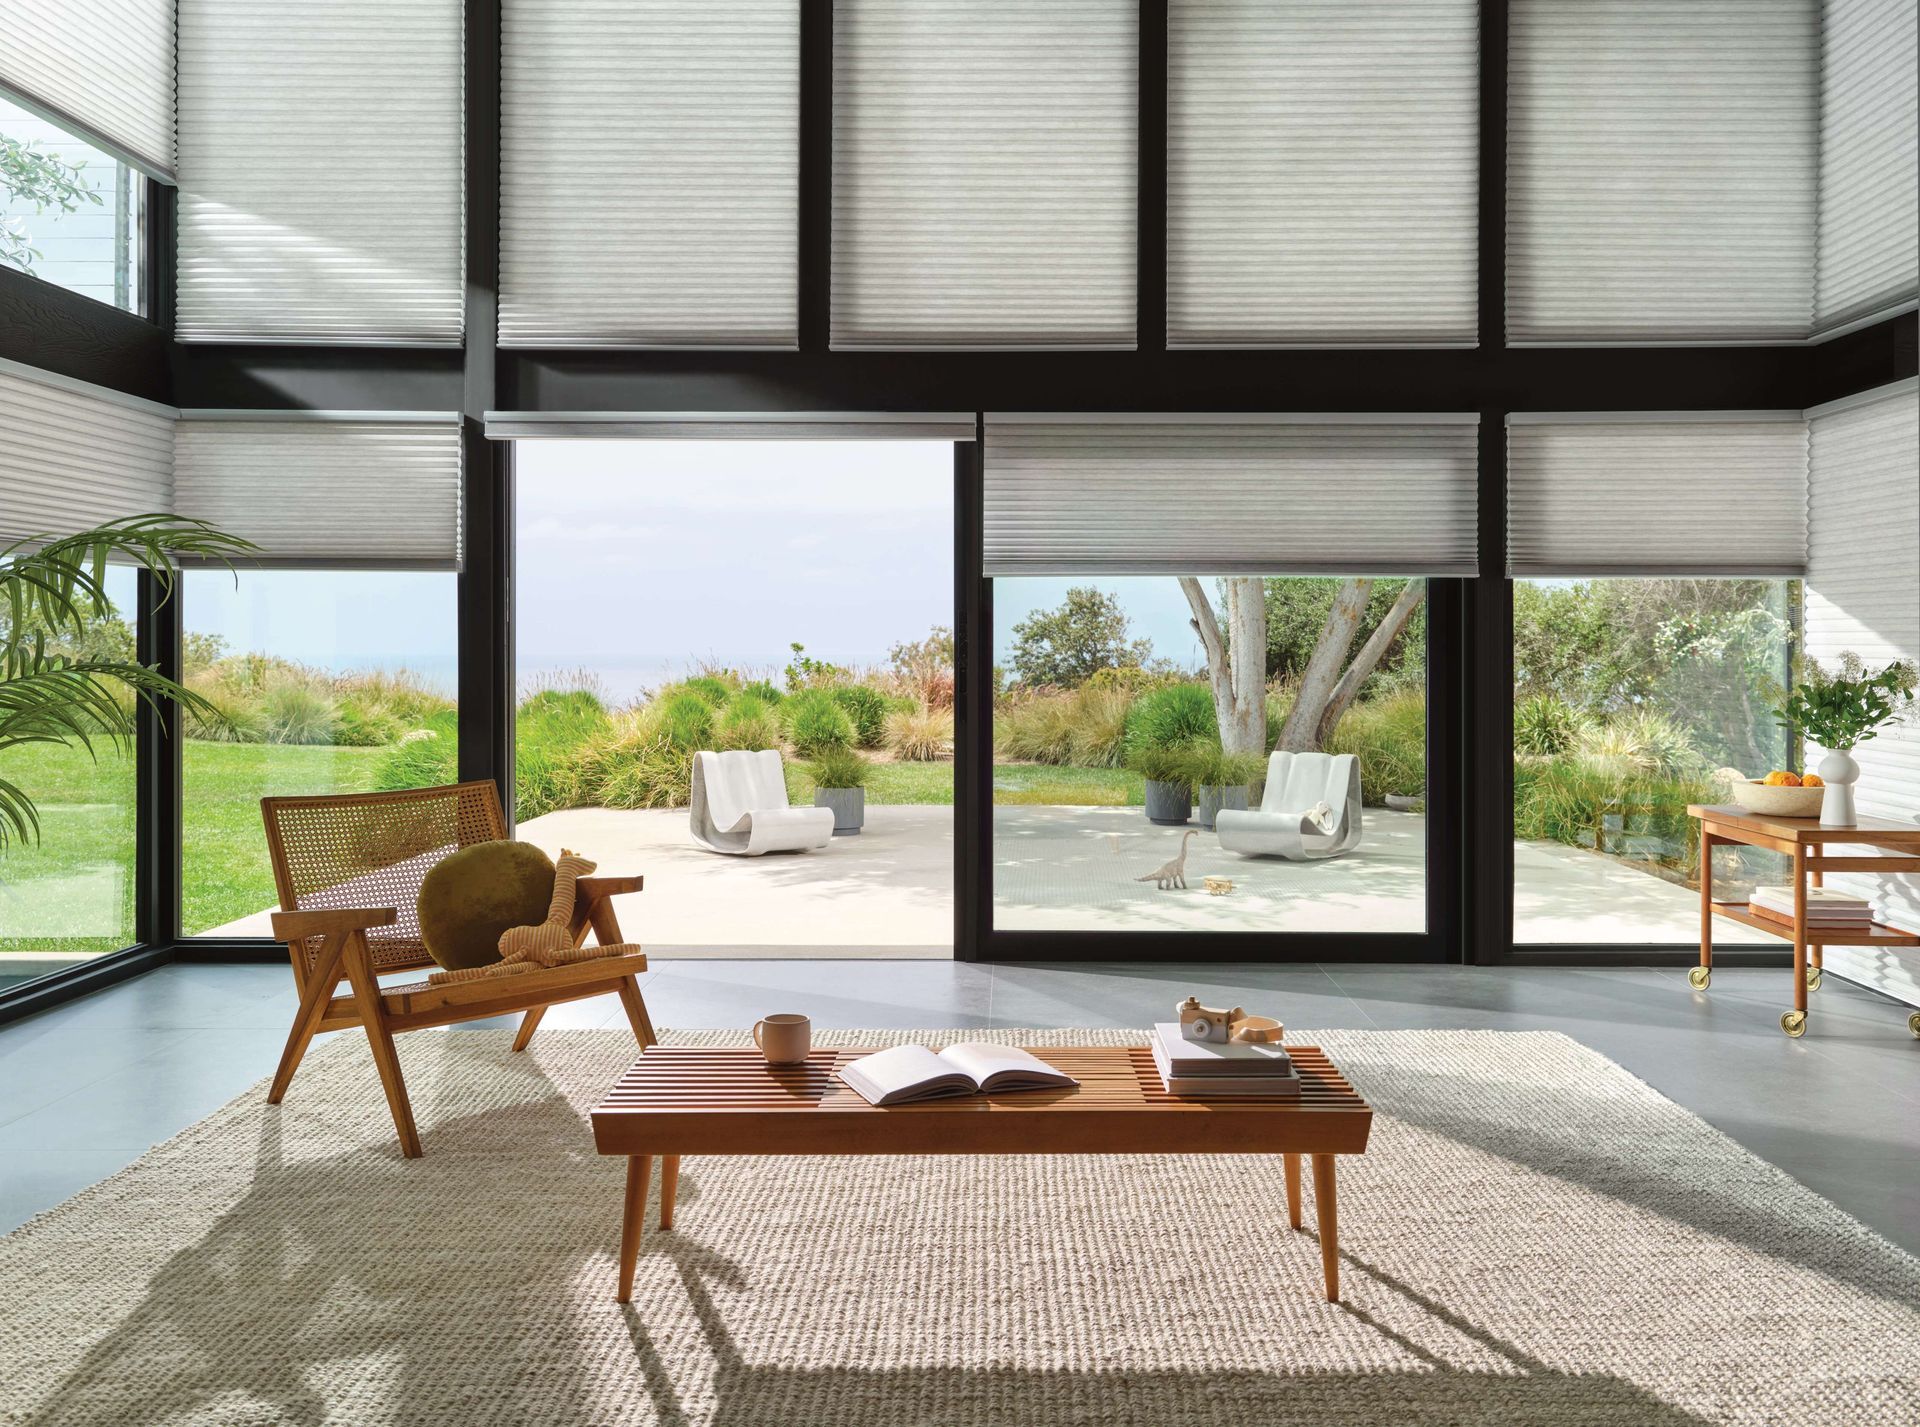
[1284,1153,1302,1230]
[660,1155,680,1230]
[1312,1154,1340,1302]
[617,1154,653,1303]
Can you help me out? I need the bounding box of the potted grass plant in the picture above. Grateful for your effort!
[1771,653,1919,826]
[1127,744,1192,826]
[810,746,869,835]
[1180,743,1264,831]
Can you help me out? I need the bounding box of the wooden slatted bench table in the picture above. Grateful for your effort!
[591,1043,1373,1303]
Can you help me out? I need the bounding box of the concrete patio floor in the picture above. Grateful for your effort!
[197,803,1774,954]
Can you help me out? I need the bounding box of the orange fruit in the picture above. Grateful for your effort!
[1803,773,1823,787]
[1763,771,1803,787]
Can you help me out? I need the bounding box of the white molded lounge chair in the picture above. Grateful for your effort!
[689,750,835,856]
[1214,751,1363,861]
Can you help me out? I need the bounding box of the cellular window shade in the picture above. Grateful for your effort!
[1507,0,1819,344]
[172,415,464,570]
[499,0,798,348]
[1803,381,1920,939]
[0,361,175,552]
[983,415,1481,577]
[1506,415,1810,577]
[1167,0,1479,347]
[483,411,975,441]
[0,0,174,177]
[1816,0,1920,334]
[174,0,465,345]
[831,0,1137,350]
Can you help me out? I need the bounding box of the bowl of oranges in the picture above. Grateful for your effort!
[1731,770,1825,817]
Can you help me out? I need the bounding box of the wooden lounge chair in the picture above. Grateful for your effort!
[260,780,652,1157]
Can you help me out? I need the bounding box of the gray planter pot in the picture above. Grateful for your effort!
[814,786,865,835]
[1143,778,1192,826]
[1195,783,1250,830]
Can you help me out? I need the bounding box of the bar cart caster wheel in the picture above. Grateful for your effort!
[1908,1011,1920,1040]
[1805,966,1822,991]
[1687,966,1710,991]
[1780,1010,1807,1038]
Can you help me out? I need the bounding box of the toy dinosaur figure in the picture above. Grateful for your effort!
[1136,830,1199,890]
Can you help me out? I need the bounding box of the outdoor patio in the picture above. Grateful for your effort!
[192,804,1777,955]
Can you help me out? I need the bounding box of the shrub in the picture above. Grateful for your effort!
[885,705,954,761]
[574,724,692,810]
[333,701,403,747]
[1084,665,1175,697]
[716,694,781,752]
[831,684,889,748]
[653,689,717,751]
[259,679,338,745]
[678,675,734,707]
[1126,743,1191,785]
[1513,755,1713,874]
[1575,709,1702,779]
[740,679,785,706]
[785,688,856,755]
[515,688,613,817]
[1066,686,1132,768]
[1514,694,1584,758]
[810,747,868,789]
[996,692,1077,764]
[1177,742,1264,790]
[1124,682,1216,755]
[1326,687,1426,803]
[374,711,459,790]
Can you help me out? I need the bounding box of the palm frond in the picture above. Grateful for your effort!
[0,776,40,850]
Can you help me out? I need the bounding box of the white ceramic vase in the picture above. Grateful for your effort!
[1817,748,1859,826]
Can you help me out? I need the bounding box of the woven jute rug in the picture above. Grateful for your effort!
[2,1028,1916,1427]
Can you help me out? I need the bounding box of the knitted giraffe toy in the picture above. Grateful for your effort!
[428,849,639,985]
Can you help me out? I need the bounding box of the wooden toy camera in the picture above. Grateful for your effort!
[1177,996,1244,1043]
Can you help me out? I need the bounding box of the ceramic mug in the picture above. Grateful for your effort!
[753,1013,812,1065]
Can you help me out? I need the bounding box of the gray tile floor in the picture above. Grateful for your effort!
[1,960,1915,1255]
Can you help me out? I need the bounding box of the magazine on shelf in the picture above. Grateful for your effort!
[837,1044,1077,1107]
[1750,886,1872,919]
[1151,1039,1302,1099]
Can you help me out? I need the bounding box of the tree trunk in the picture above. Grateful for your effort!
[1278,579,1372,751]
[1179,575,1267,756]
[1315,580,1425,746]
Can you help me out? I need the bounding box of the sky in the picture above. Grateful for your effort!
[179,440,1210,702]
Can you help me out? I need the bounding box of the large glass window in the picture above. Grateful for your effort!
[180,570,457,937]
[514,439,956,958]
[0,94,143,313]
[1512,578,1796,944]
[991,576,1428,934]
[0,567,138,986]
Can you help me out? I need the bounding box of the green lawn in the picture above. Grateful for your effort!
[4,743,1141,957]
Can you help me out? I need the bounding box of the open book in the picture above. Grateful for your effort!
[838,1044,1077,1107]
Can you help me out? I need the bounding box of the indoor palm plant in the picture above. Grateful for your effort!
[1772,653,1919,826]
[0,517,253,848]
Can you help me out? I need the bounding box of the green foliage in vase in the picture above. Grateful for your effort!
[809,746,868,790]
[1773,653,1920,753]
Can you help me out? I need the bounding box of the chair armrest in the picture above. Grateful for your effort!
[577,875,644,900]
[270,906,399,942]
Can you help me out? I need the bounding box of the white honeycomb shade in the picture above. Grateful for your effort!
[499,0,798,347]
[1167,0,1479,347]
[1506,416,1810,576]
[174,0,465,344]
[983,416,1481,577]
[1803,381,1920,938]
[0,361,175,553]
[173,417,465,569]
[0,0,174,176]
[483,412,975,441]
[831,0,1137,349]
[1507,0,1818,343]
[1816,0,1920,334]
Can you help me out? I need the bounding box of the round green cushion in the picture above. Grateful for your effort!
[417,840,556,971]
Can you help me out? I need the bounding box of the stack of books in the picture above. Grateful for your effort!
[1748,885,1874,932]
[1151,1023,1301,1099]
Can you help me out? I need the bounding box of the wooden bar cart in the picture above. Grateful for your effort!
[1689,804,1920,1039]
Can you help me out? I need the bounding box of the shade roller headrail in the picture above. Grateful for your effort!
[983,414,1480,577]
[484,412,977,442]
[173,413,464,570]
[831,0,1138,350]
[499,0,798,348]
[175,0,465,344]
[0,361,176,555]
[0,0,175,178]
[1506,413,1810,577]
[1167,0,1479,348]
[1815,0,1920,336]
[1506,0,1818,344]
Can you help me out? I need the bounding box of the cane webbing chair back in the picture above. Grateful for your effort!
[262,781,506,975]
